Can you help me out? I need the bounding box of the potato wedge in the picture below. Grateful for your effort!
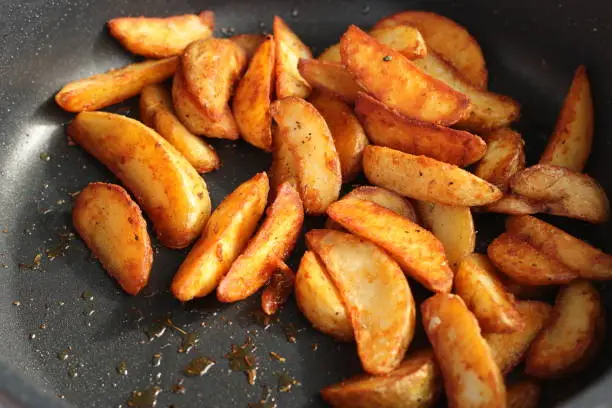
[67,112,211,249]
[298,59,363,103]
[269,126,298,193]
[364,146,503,206]
[270,97,341,215]
[414,201,475,271]
[320,349,442,408]
[421,293,506,408]
[294,251,353,342]
[368,25,427,60]
[506,380,541,408]
[455,254,523,333]
[318,43,341,63]
[485,300,553,374]
[474,128,525,191]
[55,57,178,112]
[307,229,415,374]
[483,194,547,215]
[217,182,304,302]
[510,164,610,224]
[526,280,603,378]
[540,66,593,172]
[261,261,295,315]
[73,183,152,296]
[108,11,214,58]
[182,38,247,122]
[487,233,578,286]
[327,198,452,293]
[274,16,313,99]
[140,84,220,173]
[341,25,470,125]
[233,35,276,151]
[507,215,612,280]
[373,11,487,89]
[309,91,368,182]
[230,34,266,62]
[171,173,269,301]
[355,92,486,167]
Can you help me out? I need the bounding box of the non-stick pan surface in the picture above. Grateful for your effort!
[1,0,612,407]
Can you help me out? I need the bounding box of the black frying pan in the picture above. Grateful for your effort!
[1,0,611,407]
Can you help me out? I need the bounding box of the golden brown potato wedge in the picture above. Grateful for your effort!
[526,280,604,378]
[421,293,506,408]
[67,112,211,249]
[140,84,220,173]
[355,92,486,167]
[307,229,415,374]
[318,43,341,63]
[510,164,610,224]
[327,198,452,293]
[217,182,304,302]
[373,11,487,89]
[341,25,470,125]
[270,97,341,215]
[474,128,525,191]
[73,183,152,296]
[171,173,269,301]
[540,66,594,172]
[414,200,475,271]
[294,251,354,342]
[269,126,298,193]
[487,233,578,286]
[368,25,427,60]
[233,35,276,151]
[485,300,553,374]
[108,11,214,58]
[230,34,266,62]
[261,261,295,315]
[507,215,612,280]
[274,16,313,99]
[55,57,178,112]
[320,349,442,408]
[455,254,523,333]
[506,380,541,408]
[483,194,547,215]
[309,91,368,182]
[298,59,363,103]
[364,146,503,206]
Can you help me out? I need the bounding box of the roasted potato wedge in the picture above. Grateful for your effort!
[355,93,486,167]
[55,57,178,112]
[108,11,214,58]
[73,183,152,296]
[230,34,266,61]
[309,91,368,182]
[171,173,269,301]
[373,10,488,89]
[341,25,470,125]
[270,97,341,215]
[328,198,452,293]
[540,66,594,172]
[506,380,541,408]
[421,293,506,408]
[485,300,553,374]
[320,349,442,408]
[507,215,612,280]
[294,251,354,342]
[298,59,363,103]
[484,194,547,215]
[261,261,295,315]
[217,182,304,302]
[269,126,298,193]
[526,280,604,378]
[474,128,525,191]
[414,200,475,271]
[318,43,341,63]
[67,112,210,249]
[140,84,220,173]
[455,254,523,333]
[274,16,313,99]
[233,35,276,151]
[364,146,503,206]
[307,229,415,374]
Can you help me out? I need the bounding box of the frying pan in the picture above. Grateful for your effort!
[1,0,611,407]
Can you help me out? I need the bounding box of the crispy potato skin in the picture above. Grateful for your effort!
[108,11,214,58]
[261,261,295,315]
[475,128,525,191]
[320,349,442,408]
[230,34,266,62]
[540,66,594,172]
[298,59,363,103]
[421,294,506,408]
[55,57,178,112]
[171,173,269,301]
[68,112,211,249]
[318,43,342,63]
[506,381,541,408]
[364,146,503,206]
[341,26,470,125]
[73,183,152,295]
[269,126,299,194]
[274,16,313,99]
[217,182,304,302]
[355,93,486,167]
[368,25,427,60]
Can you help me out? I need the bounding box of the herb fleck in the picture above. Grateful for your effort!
[383,55,392,62]
[269,352,286,363]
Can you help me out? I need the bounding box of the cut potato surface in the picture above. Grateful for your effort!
[474,128,525,191]
[261,261,295,315]
[274,16,313,99]
[230,34,266,62]
[298,59,363,103]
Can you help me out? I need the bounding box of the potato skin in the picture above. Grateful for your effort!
[506,380,541,408]
[274,16,313,99]
[474,128,525,191]
[230,34,266,62]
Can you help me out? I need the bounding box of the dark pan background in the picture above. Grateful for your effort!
[1,0,612,407]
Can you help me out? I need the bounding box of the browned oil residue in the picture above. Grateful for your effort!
[117,361,128,376]
[269,352,286,363]
[283,323,297,343]
[277,371,300,393]
[249,309,278,330]
[225,336,257,385]
[127,386,161,408]
[183,356,215,376]
[171,379,185,395]
[165,317,199,353]
[151,353,162,367]
[46,231,75,260]
[19,253,42,270]
[144,322,167,341]
[249,385,277,408]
